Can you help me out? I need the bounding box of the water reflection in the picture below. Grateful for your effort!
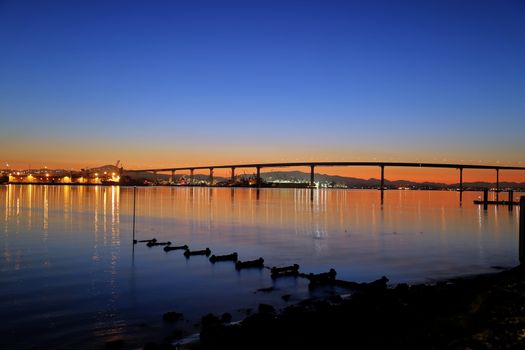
[2,186,520,251]
[0,184,523,349]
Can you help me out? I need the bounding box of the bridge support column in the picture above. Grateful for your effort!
[380,165,385,205]
[209,168,214,186]
[496,169,499,201]
[169,170,174,184]
[310,165,315,188]
[256,166,261,188]
[483,188,488,210]
[380,165,384,190]
[190,169,194,185]
[459,168,463,192]
[231,167,235,184]
[459,167,463,205]
[509,190,514,211]
[519,196,525,265]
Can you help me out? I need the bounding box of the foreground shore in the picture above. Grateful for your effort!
[139,265,525,350]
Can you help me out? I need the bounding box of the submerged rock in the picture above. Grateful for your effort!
[184,248,211,257]
[235,257,264,270]
[209,252,238,263]
[162,311,183,322]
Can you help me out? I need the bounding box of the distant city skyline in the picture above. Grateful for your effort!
[1,0,524,183]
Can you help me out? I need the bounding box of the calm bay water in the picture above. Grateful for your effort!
[0,185,521,349]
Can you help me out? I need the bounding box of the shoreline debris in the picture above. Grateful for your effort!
[271,264,300,278]
[209,252,238,263]
[306,268,337,287]
[184,248,212,257]
[147,241,171,247]
[236,257,264,270]
[133,238,157,244]
[164,244,189,252]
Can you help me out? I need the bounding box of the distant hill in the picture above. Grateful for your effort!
[258,171,525,189]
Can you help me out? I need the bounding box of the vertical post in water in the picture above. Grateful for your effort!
[509,190,514,211]
[132,186,136,243]
[483,188,488,210]
[519,196,525,265]
[310,164,315,188]
[496,168,500,202]
[256,166,261,188]
[231,167,235,184]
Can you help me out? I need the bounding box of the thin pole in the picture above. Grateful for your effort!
[132,186,136,243]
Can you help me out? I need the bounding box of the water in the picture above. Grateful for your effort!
[0,185,521,349]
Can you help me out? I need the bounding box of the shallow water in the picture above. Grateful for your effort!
[0,185,521,348]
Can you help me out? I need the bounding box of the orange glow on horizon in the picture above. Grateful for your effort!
[3,154,524,184]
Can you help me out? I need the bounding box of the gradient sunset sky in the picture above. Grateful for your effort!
[1,0,524,182]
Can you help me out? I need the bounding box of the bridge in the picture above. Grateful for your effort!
[127,161,525,196]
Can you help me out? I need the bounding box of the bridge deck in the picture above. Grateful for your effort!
[128,162,525,173]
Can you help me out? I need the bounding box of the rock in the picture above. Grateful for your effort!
[106,339,124,349]
[329,295,343,304]
[221,312,233,323]
[163,311,183,322]
[235,257,264,270]
[142,342,159,350]
[209,252,238,263]
[395,283,410,292]
[184,248,211,257]
[201,313,221,328]
[258,303,275,314]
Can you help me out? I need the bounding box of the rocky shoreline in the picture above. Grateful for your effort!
[130,265,525,350]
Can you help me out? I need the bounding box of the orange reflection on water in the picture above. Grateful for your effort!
[0,184,522,283]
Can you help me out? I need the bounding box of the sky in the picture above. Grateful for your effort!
[1,0,524,182]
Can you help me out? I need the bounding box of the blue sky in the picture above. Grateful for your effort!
[1,0,524,170]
